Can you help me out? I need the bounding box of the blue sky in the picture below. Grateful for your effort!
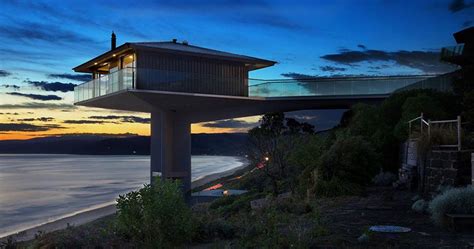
[0,0,472,139]
[1,0,470,79]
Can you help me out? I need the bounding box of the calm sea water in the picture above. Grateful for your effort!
[0,154,244,237]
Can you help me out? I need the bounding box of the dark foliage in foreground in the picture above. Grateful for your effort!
[116,177,195,248]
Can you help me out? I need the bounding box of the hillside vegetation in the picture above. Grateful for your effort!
[17,88,474,248]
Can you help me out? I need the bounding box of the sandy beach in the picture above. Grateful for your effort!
[191,159,248,189]
[0,160,248,242]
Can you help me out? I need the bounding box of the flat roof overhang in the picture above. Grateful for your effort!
[73,43,276,73]
[75,90,388,123]
[73,44,134,73]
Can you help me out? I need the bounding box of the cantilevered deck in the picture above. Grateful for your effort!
[74,69,450,103]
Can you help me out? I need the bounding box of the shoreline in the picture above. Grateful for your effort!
[0,159,248,242]
[191,157,248,189]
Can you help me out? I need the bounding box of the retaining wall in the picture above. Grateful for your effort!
[424,150,473,193]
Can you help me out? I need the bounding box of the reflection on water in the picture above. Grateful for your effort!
[0,154,243,237]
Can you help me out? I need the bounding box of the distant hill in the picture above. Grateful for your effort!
[0,133,249,156]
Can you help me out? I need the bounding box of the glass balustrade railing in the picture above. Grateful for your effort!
[74,67,135,103]
[248,75,434,97]
[74,67,438,103]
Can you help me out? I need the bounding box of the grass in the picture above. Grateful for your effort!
[13,186,474,249]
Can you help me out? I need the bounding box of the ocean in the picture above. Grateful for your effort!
[0,154,244,237]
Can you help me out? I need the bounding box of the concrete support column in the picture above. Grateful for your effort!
[150,110,191,194]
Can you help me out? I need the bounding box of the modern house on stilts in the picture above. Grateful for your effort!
[73,33,452,195]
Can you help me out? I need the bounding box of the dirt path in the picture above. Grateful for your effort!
[313,187,474,248]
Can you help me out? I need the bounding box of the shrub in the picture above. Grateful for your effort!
[237,207,286,248]
[372,170,397,186]
[313,177,363,197]
[429,186,474,227]
[317,135,378,187]
[381,90,458,128]
[303,135,378,197]
[274,197,313,215]
[344,103,399,172]
[411,194,421,202]
[411,199,428,214]
[394,94,449,140]
[226,168,270,192]
[347,103,381,138]
[206,219,236,239]
[116,177,195,248]
[193,216,236,242]
[435,184,453,194]
[0,237,17,249]
[210,192,264,216]
[209,195,237,210]
[288,135,326,192]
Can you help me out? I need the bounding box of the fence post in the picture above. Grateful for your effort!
[428,119,431,140]
[409,122,412,138]
[420,113,424,134]
[457,115,462,151]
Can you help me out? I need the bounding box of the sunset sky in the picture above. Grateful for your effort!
[0,0,471,140]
